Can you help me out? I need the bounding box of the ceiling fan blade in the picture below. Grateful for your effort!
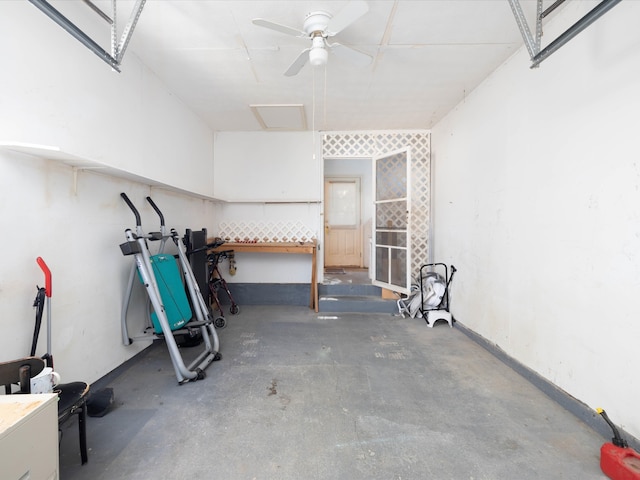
[328,43,372,67]
[284,48,311,76]
[326,0,369,36]
[252,18,306,38]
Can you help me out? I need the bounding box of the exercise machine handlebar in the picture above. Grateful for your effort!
[146,196,165,227]
[120,192,141,226]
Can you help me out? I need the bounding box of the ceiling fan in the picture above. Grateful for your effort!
[252,0,373,76]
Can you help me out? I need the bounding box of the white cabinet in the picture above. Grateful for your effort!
[0,394,59,480]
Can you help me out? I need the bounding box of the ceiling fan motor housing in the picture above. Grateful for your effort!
[303,11,332,37]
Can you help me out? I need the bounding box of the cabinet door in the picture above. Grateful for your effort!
[0,394,59,480]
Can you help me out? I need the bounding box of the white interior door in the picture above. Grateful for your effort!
[372,148,411,294]
[324,178,362,267]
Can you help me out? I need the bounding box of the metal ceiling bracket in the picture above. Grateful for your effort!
[28,0,146,72]
[114,0,146,64]
[534,0,543,53]
[111,0,118,62]
[531,0,622,68]
[541,0,567,20]
[508,0,622,69]
[507,0,540,60]
[28,0,120,71]
[82,0,113,25]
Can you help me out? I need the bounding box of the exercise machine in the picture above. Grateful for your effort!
[119,193,221,384]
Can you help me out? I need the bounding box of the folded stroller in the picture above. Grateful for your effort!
[398,263,456,327]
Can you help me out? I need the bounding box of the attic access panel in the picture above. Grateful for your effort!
[250,105,308,131]
[28,0,146,71]
[508,0,622,68]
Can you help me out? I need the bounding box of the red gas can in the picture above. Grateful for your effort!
[598,409,640,480]
[600,442,640,480]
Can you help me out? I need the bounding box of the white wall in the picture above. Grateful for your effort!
[213,131,322,283]
[432,0,640,439]
[0,1,214,198]
[213,131,320,201]
[0,2,217,384]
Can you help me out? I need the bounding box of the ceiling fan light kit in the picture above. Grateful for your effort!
[309,36,328,67]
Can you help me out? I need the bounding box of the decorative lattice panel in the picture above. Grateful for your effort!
[218,221,316,243]
[324,131,431,275]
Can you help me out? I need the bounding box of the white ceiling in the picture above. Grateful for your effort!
[63,0,543,132]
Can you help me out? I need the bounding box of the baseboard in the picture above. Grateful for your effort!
[217,283,311,306]
[455,320,640,451]
[89,341,161,392]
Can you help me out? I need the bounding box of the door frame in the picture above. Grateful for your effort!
[323,176,363,268]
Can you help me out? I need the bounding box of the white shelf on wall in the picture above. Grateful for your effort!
[222,199,322,204]
[0,141,224,202]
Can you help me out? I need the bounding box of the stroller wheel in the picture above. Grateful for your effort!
[230,304,240,315]
[214,316,227,329]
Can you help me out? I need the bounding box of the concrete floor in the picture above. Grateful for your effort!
[60,305,608,479]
